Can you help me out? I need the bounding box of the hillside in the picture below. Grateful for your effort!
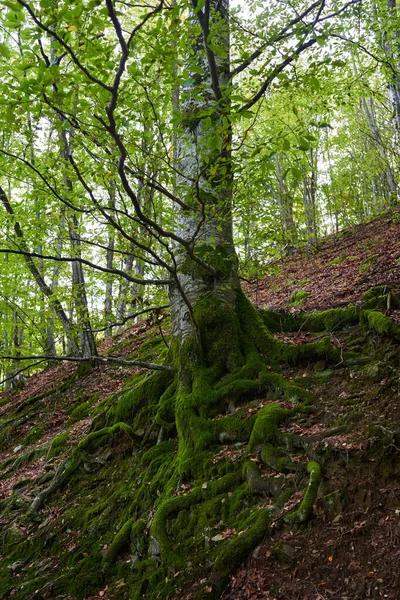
[0,211,400,600]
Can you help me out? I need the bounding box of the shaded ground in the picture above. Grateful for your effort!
[246,209,400,318]
[0,210,399,600]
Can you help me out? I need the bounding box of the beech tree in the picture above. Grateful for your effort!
[5,1,400,598]
[0,0,360,365]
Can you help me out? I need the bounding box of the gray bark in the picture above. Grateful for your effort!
[302,148,318,245]
[170,0,239,345]
[104,184,116,337]
[360,96,397,203]
[275,153,295,246]
[0,186,80,355]
[60,130,97,359]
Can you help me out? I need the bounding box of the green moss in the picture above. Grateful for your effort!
[47,431,69,459]
[215,414,256,443]
[361,310,400,339]
[259,371,314,404]
[285,461,321,524]
[74,359,94,379]
[289,290,309,306]
[359,253,379,273]
[68,401,91,424]
[327,255,346,266]
[141,439,176,466]
[299,306,359,332]
[103,518,134,566]
[259,309,297,333]
[104,369,173,428]
[261,305,360,335]
[247,403,288,452]
[212,486,293,590]
[23,422,45,445]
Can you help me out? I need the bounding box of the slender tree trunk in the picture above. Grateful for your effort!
[60,130,97,359]
[116,252,135,324]
[104,184,116,337]
[302,149,318,245]
[360,96,397,204]
[275,153,295,248]
[0,186,80,355]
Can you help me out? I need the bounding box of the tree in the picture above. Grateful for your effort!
[0,0,371,594]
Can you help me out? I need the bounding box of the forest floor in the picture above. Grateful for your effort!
[0,209,399,600]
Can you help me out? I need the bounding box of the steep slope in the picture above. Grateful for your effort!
[0,211,399,600]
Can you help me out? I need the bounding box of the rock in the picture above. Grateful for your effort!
[8,561,24,572]
[272,540,296,564]
[148,536,160,556]
[211,534,225,542]
[13,445,23,454]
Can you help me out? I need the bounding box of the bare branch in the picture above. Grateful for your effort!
[93,304,170,333]
[0,248,168,286]
[0,354,173,372]
[239,38,317,113]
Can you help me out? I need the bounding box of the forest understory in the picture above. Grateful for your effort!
[0,210,399,600]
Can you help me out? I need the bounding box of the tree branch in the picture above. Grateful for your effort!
[16,0,113,92]
[239,38,317,113]
[0,248,168,286]
[0,354,173,372]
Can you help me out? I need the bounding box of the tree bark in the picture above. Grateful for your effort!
[170,0,240,358]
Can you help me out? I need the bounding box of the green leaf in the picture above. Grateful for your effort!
[291,166,302,180]
[182,77,195,88]
[308,75,320,91]
[298,137,310,151]
[0,43,10,59]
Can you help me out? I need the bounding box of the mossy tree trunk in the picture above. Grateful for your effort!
[170,0,239,359]
[167,0,283,481]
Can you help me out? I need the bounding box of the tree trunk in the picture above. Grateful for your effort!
[360,96,397,204]
[104,184,116,337]
[275,153,296,248]
[302,149,318,245]
[170,0,240,352]
[60,130,97,359]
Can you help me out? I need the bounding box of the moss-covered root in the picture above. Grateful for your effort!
[260,305,360,334]
[247,403,289,453]
[361,309,400,340]
[284,461,321,525]
[30,423,138,515]
[211,486,293,594]
[150,472,240,569]
[270,335,340,366]
[30,455,78,515]
[103,519,146,567]
[260,371,314,404]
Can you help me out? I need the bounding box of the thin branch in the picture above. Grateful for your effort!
[0,354,173,371]
[0,361,47,387]
[230,0,322,78]
[16,0,112,91]
[193,0,223,101]
[93,304,170,333]
[0,248,168,286]
[239,38,317,113]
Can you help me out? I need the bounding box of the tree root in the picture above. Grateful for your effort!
[284,461,321,524]
[30,423,139,514]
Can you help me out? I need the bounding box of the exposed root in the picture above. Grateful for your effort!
[30,423,138,514]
